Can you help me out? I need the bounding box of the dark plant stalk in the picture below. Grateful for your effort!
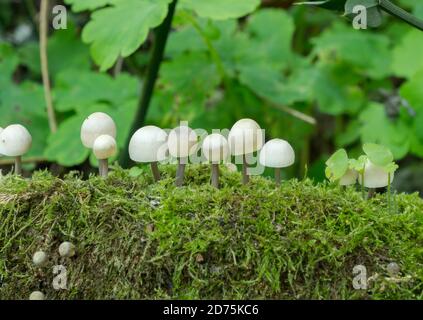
[274,168,281,185]
[119,0,178,168]
[150,162,161,182]
[379,0,423,31]
[242,155,249,185]
[211,164,219,188]
[175,158,186,187]
[15,156,22,175]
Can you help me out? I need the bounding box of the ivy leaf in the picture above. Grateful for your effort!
[180,0,260,20]
[325,149,349,181]
[82,0,172,71]
[363,143,394,166]
[392,30,423,78]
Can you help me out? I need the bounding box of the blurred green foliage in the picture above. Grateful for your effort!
[0,0,422,193]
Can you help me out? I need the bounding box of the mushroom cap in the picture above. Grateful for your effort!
[259,139,295,168]
[0,127,3,156]
[32,251,48,267]
[339,169,358,186]
[228,119,264,156]
[29,291,45,300]
[0,124,32,156]
[58,241,76,258]
[129,126,168,163]
[167,126,198,158]
[202,134,229,163]
[81,112,116,148]
[93,135,117,159]
[359,160,394,188]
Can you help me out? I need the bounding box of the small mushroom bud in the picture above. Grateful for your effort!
[339,169,358,186]
[259,139,295,185]
[32,251,48,267]
[59,241,76,258]
[359,160,394,198]
[93,135,117,177]
[228,119,264,185]
[0,124,32,175]
[387,262,400,276]
[202,134,229,188]
[167,125,198,187]
[29,291,45,300]
[129,126,168,182]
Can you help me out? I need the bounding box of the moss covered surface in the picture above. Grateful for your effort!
[0,165,422,300]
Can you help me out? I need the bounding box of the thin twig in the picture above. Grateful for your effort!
[40,0,58,133]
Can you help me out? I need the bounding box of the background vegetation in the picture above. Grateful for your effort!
[1,0,423,195]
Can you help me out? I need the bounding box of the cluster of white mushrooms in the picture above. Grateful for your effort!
[0,114,296,188]
[29,241,76,300]
[80,113,296,188]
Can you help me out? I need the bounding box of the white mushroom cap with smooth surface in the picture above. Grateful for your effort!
[29,291,45,300]
[0,124,32,156]
[80,112,116,148]
[228,119,264,156]
[167,126,198,158]
[339,169,358,186]
[59,241,76,258]
[202,134,229,164]
[129,126,168,163]
[93,135,117,159]
[259,139,295,168]
[32,251,48,267]
[359,160,394,188]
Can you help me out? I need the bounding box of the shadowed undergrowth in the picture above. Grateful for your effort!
[0,165,422,299]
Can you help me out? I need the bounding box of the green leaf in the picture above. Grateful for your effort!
[180,0,260,20]
[363,143,394,166]
[325,149,349,181]
[54,70,139,112]
[82,0,172,70]
[349,155,368,173]
[392,29,423,78]
[18,25,91,77]
[359,103,411,159]
[64,0,117,12]
[344,0,382,28]
[296,0,347,11]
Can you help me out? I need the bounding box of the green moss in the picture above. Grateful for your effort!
[0,165,422,299]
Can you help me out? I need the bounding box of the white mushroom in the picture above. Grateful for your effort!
[339,169,358,186]
[228,119,264,184]
[32,251,48,267]
[167,125,198,187]
[80,112,116,148]
[129,126,168,182]
[202,133,229,188]
[93,134,117,177]
[58,241,76,258]
[29,291,45,300]
[0,124,32,175]
[359,160,395,198]
[259,139,295,185]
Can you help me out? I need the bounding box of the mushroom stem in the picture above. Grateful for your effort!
[150,161,161,182]
[15,156,22,175]
[211,164,219,188]
[242,154,249,185]
[274,168,281,185]
[175,158,186,187]
[98,159,108,177]
[368,188,376,199]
